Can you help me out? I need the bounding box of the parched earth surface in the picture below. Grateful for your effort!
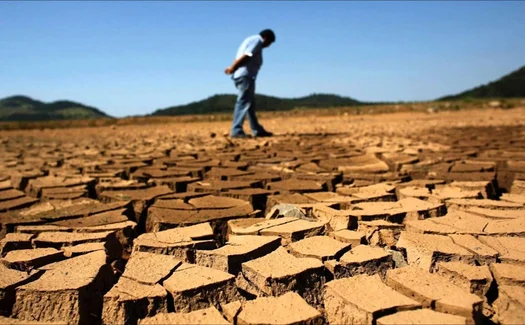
[1,108,525,325]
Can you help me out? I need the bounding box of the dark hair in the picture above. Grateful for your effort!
[260,29,276,43]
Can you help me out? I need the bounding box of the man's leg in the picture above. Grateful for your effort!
[245,80,268,136]
[231,77,262,136]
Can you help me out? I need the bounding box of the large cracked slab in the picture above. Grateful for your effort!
[0,233,33,255]
[288,235,351,261]
[236,247,325,305]
[489,263,525,286]
[326,229,364,247]
[0,263,41,316]
[478,236,525,265]
[195,235,281,274]
[377,309,468,325]
[359,220,405,247]
[2,248,65,272]
[121,251,182,285]
[99,186,173,223]
[228,217,326,245]
[396,232,476,271]
[323,274,421,325]
[26,176,95,198]
[325,245,394,279]
[436,262,493,297]
[312,204,356,231]
[162,263,239,313]
[385,266,483,322]
[102,277,168,325]
[224,292,323,325]
[139,307,230,325]
[12,251,115,325]
[494,285,525,325]
[146,204,254,233]
[132,223,215,262]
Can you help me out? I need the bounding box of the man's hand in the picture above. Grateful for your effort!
[224,66,235,75]
[224,55,250,75]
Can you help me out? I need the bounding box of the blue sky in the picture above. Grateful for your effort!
[1,1,524,117]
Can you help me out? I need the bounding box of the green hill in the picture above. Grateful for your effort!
[0,95,112,122]
[150,93,362,116]
[439,65,525,100]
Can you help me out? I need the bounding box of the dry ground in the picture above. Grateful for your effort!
[0,107,525,325]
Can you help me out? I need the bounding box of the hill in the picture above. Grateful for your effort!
[439,65,525,100]
[150,93,362,116]
[0,95,112,122]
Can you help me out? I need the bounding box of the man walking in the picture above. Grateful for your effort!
[224,29,276,138]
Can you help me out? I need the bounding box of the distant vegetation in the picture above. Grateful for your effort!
[1,65,523,124]
[150,93,363,116]
[0,95,111,121]
[438,65,525,100]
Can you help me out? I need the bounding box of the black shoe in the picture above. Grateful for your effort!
[255,130,273,137]
[230,133,248,139]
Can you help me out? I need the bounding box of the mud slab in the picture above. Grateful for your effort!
[385,266,483,322]
[195,235,281,274]
[138,307,230,325]
[162,263,239,313]
[12,251,115,325]
[236,247,325,305]
[323,274,421,325]
[224,292,323,325]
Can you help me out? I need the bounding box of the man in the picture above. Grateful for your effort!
[224,29,276,138]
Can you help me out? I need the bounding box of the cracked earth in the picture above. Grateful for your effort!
[1,108,525,324]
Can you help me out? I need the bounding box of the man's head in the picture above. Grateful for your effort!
[260,29,276,48]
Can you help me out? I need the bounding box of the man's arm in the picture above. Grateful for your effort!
[224,54,250,75]
[225,37,263,75]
